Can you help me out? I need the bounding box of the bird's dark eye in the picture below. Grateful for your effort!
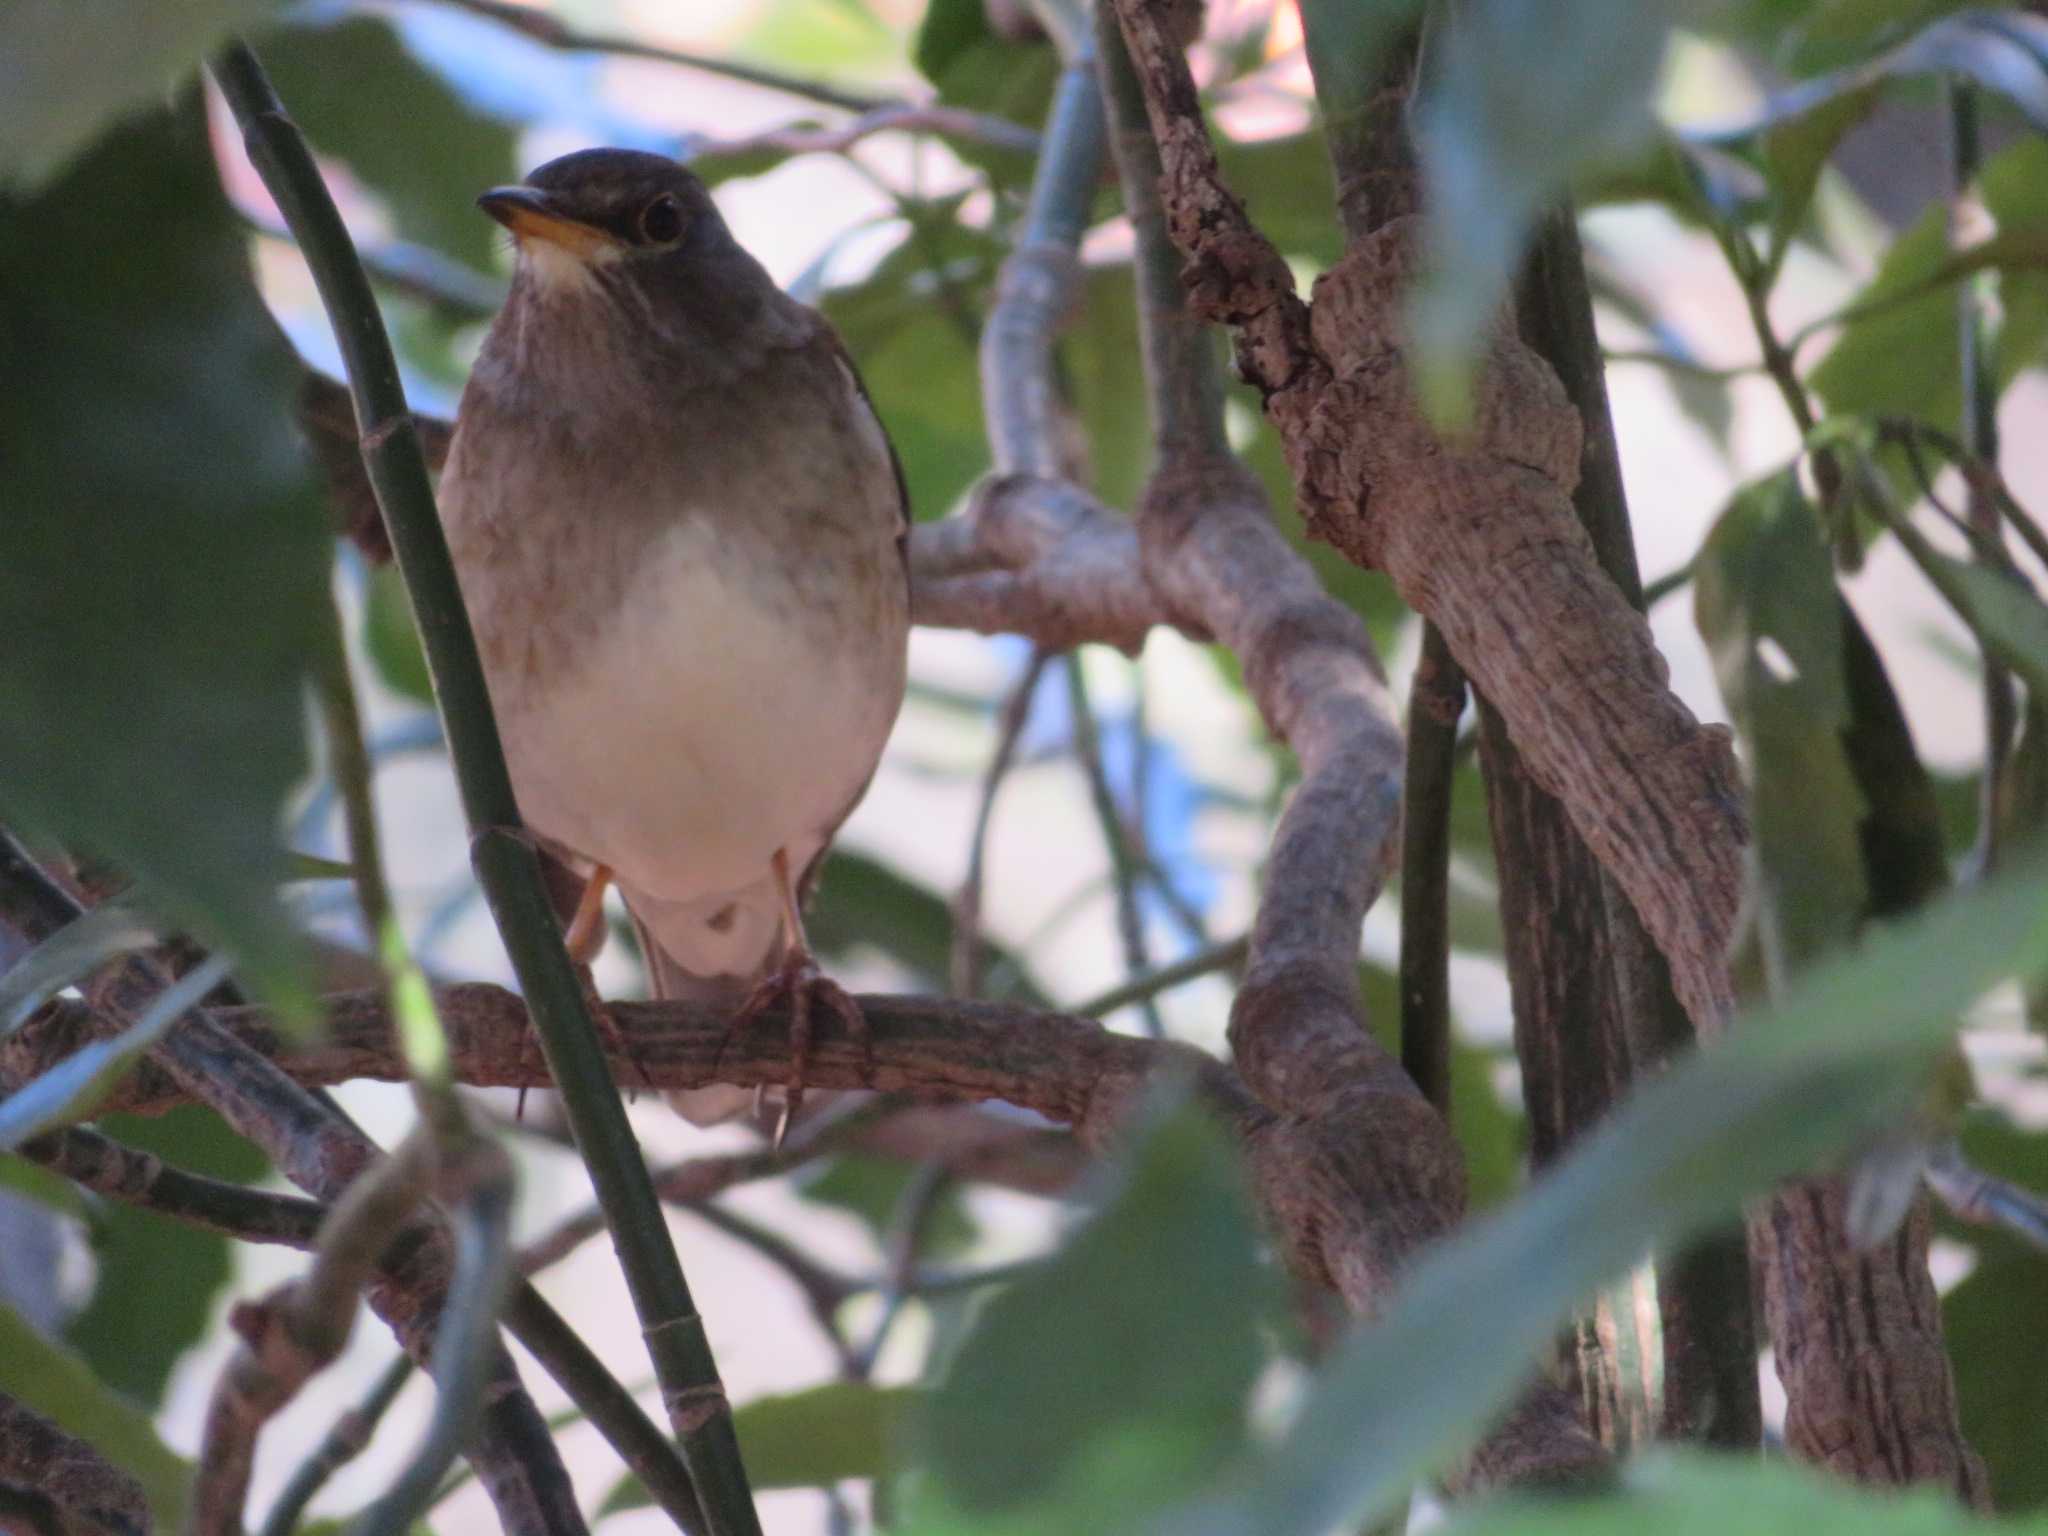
[638,193,684,244]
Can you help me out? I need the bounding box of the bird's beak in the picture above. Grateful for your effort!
[477,186,616,261]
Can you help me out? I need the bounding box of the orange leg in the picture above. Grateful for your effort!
[564,864,613,965]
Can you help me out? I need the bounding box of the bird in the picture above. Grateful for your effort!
[435,147,911,1132]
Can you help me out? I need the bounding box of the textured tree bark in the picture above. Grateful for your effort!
[1109,0,1983,1500]
[1488,210,1763,1453]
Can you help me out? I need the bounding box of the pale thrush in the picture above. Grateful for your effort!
[438,148,911,1128]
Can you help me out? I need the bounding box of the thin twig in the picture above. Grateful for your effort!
[1951,80,2013,880]
[429,0,888,112]
[695,103,1039,163]
[1071,934,1249,1019]
[190,1129,435,1536]
[211,41,762,1534]
[681,1202,862,1375]
[953,649,1052,996]
[0,840,583,1536]
[1065,657,1165,1036]
[258,1352,415,1536]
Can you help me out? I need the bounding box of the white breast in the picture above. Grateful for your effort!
[493,511,906,913]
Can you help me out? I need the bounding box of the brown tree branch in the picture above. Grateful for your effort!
[0,842,584,1536]
[1106,0,1748,1043]
[0,1396,148,1536]
[190,1129,439,1536]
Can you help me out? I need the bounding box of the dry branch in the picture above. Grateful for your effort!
[0,1396,148,1536]
[1106,0,1749,1038]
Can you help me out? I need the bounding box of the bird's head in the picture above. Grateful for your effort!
[478,148,748,304]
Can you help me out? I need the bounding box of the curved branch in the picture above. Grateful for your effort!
[1107,0,1748,1039]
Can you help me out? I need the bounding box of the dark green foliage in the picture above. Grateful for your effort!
[67,1108,267,1407]
[260,13,520,273]
[0,97,326,1009]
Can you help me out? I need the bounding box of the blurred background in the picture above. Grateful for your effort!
[7,0,2048,1530]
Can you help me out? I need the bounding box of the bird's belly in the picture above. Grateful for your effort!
[491,516,906,904]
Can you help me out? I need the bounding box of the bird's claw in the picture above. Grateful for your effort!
[719,950,868,1148]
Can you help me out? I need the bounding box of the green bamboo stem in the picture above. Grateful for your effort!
[211,41,761,1536]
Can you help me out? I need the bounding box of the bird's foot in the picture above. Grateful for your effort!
[719,949,868,1148]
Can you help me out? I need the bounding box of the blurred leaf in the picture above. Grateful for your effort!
[1838,608,1949,916]
[1754,82,1882,280]
[0,955,232,1150]
[1695,473,1867,984]
[912,0,1053,186]
[260,13,518,272]
[0,100,327,1010]
[1711,0,1989,75]
[903,1089,1278,1531]
[1067,265,1152,511]
[743,0,897,77]
[605,1382,915,1510]
[1690,11,2048,282]
[1905,551,2048,701]
[809,849,1048,1008]
[825,216,997,521]
[794,1153,979,1260]
[0,1297,190,1528]
[1214,131,1345,269]
[68,1106,266,1407]
[1410,0,1682,405]
[0,1154,87,1219]
[363,563,435,706]
[1442,1447,2048,1534]
[1814,138,2048,445]
[0,0,282,188]
[285,850,356,882]
[0,906,155,1033]
[1942,1111,2048,1511]
[1168,859,2048,1536]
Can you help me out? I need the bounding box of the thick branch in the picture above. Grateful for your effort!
[0,1396,148,1536]
[1108,0,1747,1039]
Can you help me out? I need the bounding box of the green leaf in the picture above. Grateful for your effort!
[0,1154,88,1219]
[824,217,997,522]
[1814,138,2048,444]
[1410,0,1681,397]
[911,0,1053,187]
[794,1153,979,1260]
[1694,472,1868,983]
[363,563,436,707]
[0,0,283,188]
[1942,1112,2048,1511]
[68,1106,267,1408]
[903,1089,1278,1531]
[1169,860,2048,1536]
[1214,130,1345,269]
[0,1297,190,1528]
[604,1382,916,1511]
[1910,554,2048,702]
[258,14,518,273]
[0,99,327,1011]
[807,848,1048,1009]
[1441,1448,2048,1534]
[0,906,156,1034]
[0,955,232,1149]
